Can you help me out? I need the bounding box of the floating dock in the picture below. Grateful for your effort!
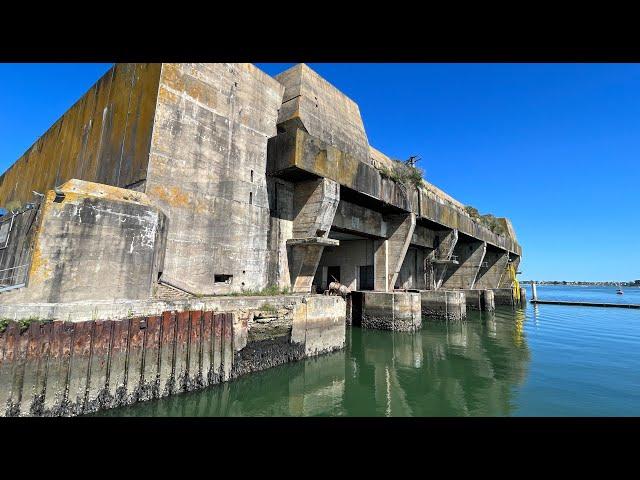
[531,300,640,309]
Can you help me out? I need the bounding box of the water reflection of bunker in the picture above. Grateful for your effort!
[346,309,531,416]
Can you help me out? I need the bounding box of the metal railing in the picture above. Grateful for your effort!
[0,264,29,292]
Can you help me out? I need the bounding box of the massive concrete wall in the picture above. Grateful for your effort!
[0,62,521,304]
[0,64,161,207]
[275,63,370,165]
[145,64,285,295]
[0,180,167,304]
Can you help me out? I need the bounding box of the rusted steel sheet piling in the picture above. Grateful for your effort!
[0,311,235,417]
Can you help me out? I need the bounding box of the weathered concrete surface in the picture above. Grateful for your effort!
[146,63,285,295]
[0,64,161,206]
[0,62,522,316]
[441,239,487,290]
[0,293,318,323]
[0,180,167,304]
[373,214,416,292]
[287,178,340,292]
[456,289,495,312]
[351,291,421,331]
[420,290,467,321]
[332,200,385,238]
[396,247,427,290]
[492,288,517,307]
[428,229,458,290]
[315,238,376,291]
[267,127,521,255]
[475,248,509,290]
[275,63,371,166]
[291,295,345,356]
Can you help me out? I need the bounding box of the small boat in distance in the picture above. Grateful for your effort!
[616,284,624,295]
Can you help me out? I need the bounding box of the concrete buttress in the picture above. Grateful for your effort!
[441,239,487,290]
[287,178,340,292]
[475,249,510,289]
[428,229,458,290]
[373,213,416,292]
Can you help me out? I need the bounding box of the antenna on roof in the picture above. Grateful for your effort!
[407,155,421,167]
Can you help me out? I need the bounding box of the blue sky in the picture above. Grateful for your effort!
[1,63,638,282]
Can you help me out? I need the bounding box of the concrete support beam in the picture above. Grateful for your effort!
[475,249,509,290]
[287,178,340,292]
[373,213,416,291]
[441,240,487,290]
[426,229,458,290]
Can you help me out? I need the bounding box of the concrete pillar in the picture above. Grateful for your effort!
[492,288,515,306]
[458,289,495,312]
[474,249,509,290]
[287,178,340,292]
[426,229,458,290]
[420,290,466,321]
[373,213,416,292]
[441,239,487,290]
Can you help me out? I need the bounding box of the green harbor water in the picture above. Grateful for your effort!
[96,285,640,416]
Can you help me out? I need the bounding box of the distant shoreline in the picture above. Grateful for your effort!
[521,281,640,287]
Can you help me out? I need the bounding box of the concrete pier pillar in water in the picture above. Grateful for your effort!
[350,291,421,331]
[456,289,495,312]
[420,290,467,321]
[519,288,527,306]
[492,288,516,306]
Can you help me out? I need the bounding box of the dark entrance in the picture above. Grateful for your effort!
[327,266,341,289]
[359,265,374,290]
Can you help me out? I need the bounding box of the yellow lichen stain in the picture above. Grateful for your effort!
[147,184,190,209]
[27,197,55,286]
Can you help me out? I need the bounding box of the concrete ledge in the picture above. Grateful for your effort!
[286,237,339,247]
[351,291,421,332]
[420,290,467,321]
[0,294,319,323]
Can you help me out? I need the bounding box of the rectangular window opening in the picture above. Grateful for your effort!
[214,274,233,284]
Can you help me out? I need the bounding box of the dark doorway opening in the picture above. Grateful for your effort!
[327,266,341,289]
[359,265,374,290]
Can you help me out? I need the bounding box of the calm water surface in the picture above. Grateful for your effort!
[96,285,640,416]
